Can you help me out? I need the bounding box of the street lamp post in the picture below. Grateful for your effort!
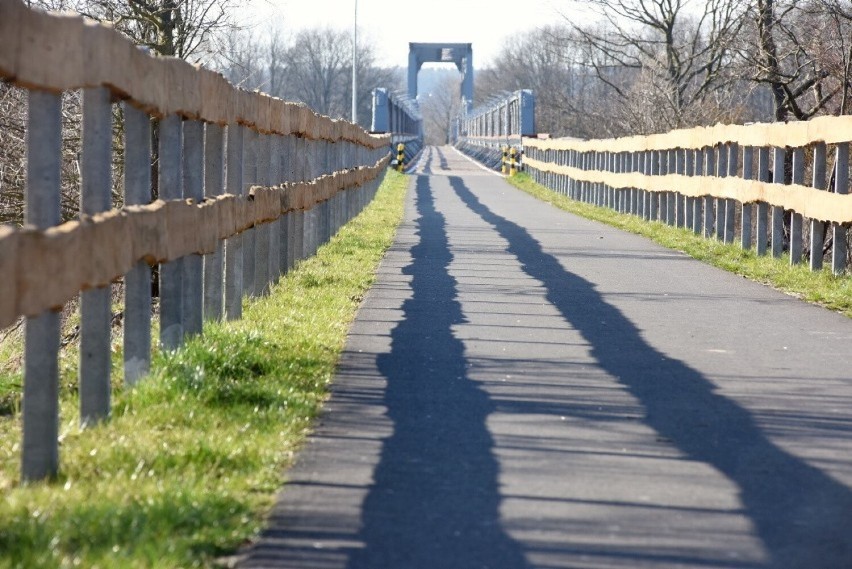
[351,0,358,124]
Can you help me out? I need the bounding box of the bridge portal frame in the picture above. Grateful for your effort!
[408,42,473,114]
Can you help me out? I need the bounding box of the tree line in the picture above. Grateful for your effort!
[477,0,852,139]
[6,0,852,217]
[1,0,404,226]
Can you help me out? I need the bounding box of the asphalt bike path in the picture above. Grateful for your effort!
[239,146,852,569]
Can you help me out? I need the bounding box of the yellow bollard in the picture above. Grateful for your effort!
[397,143,405,172]
[501,146,508,174]
[509,147,517,176]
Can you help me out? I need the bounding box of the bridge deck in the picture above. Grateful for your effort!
[240,146,852,569]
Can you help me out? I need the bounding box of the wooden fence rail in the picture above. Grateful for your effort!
[0,0,391,481]
[523,123,852,276]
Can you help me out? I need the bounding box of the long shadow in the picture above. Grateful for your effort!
[437,147,450,170]
[345,176,529,568]
[449,176,852,568]
[420,147,434,174]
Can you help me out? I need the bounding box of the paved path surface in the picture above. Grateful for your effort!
[240,146,852,569]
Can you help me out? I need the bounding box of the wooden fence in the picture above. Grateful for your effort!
[0,0,391,481]
[523,118,852,275]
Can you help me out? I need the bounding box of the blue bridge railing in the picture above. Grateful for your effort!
[454,90,536,171]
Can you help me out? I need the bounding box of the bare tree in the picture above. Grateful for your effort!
[217,25,268,90]
[421,74,462,145]
[281,27,354,119]
[565,0,745,130]
[0,84,28,225]
[217,26,402,129]
[477,26,641,138]
[737,0,834,120]
[76,0,242,60]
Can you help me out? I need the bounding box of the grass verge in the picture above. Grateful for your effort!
[0,169,409,568]
[508,172,852,318]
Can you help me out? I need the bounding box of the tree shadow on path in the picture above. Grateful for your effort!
[345,176,530,569]
[449,175,852,569]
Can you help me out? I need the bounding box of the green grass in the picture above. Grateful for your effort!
[0,169,409,568]
[508,172,852,317]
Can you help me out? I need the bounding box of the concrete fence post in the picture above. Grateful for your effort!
[675,149,685,227]
[790,147,805,265]
[809,143,827,270]
[597,151,603,206]
[756,147,770,256]
[724,143,738,243]
[657,150,666,221]
[182,120,204,337]
[302,138,312,258]
[242,129,258,297]
[684,149,694,229]
[649,151,659,221]
[158,114,184,351]
[313,139,322,253]
[294,137,306,263]
[742,146,754,250]
[666,149,676,224]
[269,135,283,282]
[79,86,113,426]
[643,151,652,220]
[22,90,62,482]
[715,145,728,240]
[608,152,616,207]
[203,123,225,320]
[631,152,639,216]
[566,150,574,199]
[224,124,244,320]
[771,147,786,258]
[568,150,580,200]
[303,138,311,255]
[123,103,152,386]
[284,138,295,272]
[693,149,703,235]
[255,134,271,296]
[703,147,716,239]
[831,142,849,275]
